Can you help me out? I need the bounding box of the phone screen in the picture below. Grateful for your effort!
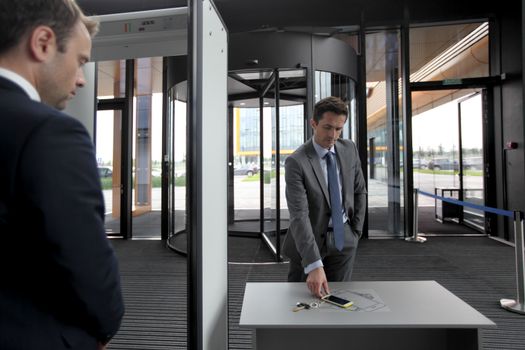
[325,295,351,305]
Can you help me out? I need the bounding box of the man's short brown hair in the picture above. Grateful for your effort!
[0,0,98,55]
[313,96,349,123]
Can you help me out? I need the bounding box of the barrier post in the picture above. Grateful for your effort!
[500,211,525,315]
[405,188,426,243]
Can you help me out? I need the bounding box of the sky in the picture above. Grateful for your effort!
[412,93,482,153]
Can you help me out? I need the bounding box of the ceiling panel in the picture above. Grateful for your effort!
[78,0,509,34]
[78,0,186,16]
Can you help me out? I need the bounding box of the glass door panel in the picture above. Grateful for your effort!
[174,98,187,234]
[95,109,122,236]
[459,93,485,231]
[167,88,175,239]
[131,57,163,239]
[233,107,260,222]
[166,83,187,246]
[228,68,306,258]
[366,30,405,237]
[279,104,305,215]
[315,71,357,141]
[412,90,461,219]
[262,102,275,239]
[411,88,478,225]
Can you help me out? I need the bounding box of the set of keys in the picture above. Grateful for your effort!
[292,301,321,312]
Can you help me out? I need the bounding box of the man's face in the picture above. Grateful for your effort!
[39,21,91,110]
[311,111,347,149]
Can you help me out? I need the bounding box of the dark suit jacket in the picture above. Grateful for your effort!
[283,138,367,267]
[0,76,124,349]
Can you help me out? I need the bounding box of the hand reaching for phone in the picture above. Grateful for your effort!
[306,267,330,298]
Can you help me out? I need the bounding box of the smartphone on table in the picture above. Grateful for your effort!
[321,294,354,308]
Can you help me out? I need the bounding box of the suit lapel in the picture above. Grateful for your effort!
[305,140,330,207]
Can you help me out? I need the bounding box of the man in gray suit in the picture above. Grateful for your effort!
[283,96,367,298]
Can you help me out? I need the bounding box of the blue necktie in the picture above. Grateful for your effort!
[325,152,344,251]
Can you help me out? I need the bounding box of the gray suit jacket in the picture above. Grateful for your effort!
[283,138,367,267]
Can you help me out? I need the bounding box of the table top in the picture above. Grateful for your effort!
[239,281,495,329]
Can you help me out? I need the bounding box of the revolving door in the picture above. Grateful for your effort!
[227,31,360,261]
[227,68,307,260]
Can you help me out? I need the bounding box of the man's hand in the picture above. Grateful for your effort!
[306,267,330,298]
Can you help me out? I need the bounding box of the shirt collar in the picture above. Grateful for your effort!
[0,67,41,102]
[312,138,336,159]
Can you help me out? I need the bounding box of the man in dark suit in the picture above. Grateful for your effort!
[0,1,124,349]
[283,96,367,298]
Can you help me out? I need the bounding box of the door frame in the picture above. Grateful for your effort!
[410,78,498,235]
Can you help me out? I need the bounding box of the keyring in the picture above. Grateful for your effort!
[296,302,311,309]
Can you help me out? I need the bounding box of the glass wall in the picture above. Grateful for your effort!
[167,83,187,244]
[460,93,485,230]
[315,71,357,141]
[409,22,489,82]
[233,107,261,222]
[97,60,126,99]
[411,88,484,231]
[232,103,304,220]
[95,109,121,235]
[95,57,164,239]
[96,60,126,235]
[131,57,163,239]
[229,69,306,221]
[412,90,465,201]
[408,21,489,232]
[279,105,305,159]
[263,98,276,236]
[366,30,405,238]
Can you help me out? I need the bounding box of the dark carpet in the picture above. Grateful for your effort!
[108,236,525,350]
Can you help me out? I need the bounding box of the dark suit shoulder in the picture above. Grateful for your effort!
[0,85,91,206]
[0,76,26,95]
[1,87,57,127]
[0,88,87,146]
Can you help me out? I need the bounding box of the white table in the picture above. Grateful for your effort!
[239,281,495,350]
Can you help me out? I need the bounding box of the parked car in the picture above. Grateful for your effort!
[98,166,113,178]
[398,158,428,169]
[412,158,428,169]
[427,158,459,171]
[234,164,258,176]
[463,157,483,170]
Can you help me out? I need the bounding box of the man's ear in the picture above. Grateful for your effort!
[310,118,317,129]
[28,25,57,62]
